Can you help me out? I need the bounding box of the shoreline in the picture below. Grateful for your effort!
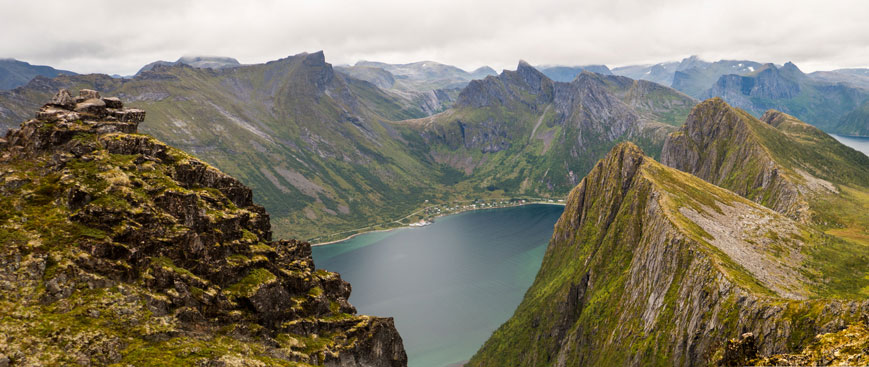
[310,201,566,247]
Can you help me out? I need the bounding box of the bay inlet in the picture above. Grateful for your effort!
[311,204,564,367]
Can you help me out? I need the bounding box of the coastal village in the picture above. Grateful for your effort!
[311,197,566,244]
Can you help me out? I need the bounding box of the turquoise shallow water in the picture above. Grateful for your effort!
[831,134,869,157]
[311,204,564,367]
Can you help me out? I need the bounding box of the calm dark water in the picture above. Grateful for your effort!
[832,134,869,156]
[311,204,564,367]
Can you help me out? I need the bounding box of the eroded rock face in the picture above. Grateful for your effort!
[0,90,407,366]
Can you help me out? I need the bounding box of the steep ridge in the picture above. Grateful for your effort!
[398,63,695,198]
[0,52,447,241]
[468,142,869,366]
[662,98,869,244]
[0,90,406,366]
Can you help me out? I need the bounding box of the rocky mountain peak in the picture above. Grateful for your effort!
[0,91,407,365]
[598,142,646,185]
[302,50,327,67]
[781,61,804,76]
[1,89,146,159]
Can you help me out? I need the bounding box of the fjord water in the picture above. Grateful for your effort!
[311,204,564,367]
[832,134,869,156]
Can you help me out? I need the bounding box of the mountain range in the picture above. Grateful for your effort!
[612,56,869,136]
[136,56,243,75]
[469,98,869,366]
[537,64,613,82]
[0,52,695,242]
[5,54,867,137]
[334,60,496,115]
[0,58,76,90]
[1,50,868,366]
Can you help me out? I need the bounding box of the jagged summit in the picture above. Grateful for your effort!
[0,91,407,366]
[781,61,804,76]
[662,98,869,226]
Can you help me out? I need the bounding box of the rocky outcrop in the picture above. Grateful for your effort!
[468,142,869,367]
[0,90,407,366]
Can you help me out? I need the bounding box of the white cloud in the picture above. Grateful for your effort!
[0,0,866,75]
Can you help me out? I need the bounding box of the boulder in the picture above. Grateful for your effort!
[110,108,145,123]
[79,89,101,100]
[102,97,123,109]
[75,98,108,117]
[48,89,75,109]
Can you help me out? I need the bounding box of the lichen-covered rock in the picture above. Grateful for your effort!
[752,322,869,366]
[0,90,407,366]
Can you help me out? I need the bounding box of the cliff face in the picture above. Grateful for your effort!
[468,142,869,367]
[0,90,406,366]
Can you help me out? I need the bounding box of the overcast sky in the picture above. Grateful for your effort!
[1,0,867,75]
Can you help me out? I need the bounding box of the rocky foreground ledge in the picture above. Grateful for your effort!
[0,90,406,366]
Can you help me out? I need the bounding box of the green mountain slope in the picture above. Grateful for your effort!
[0,91,406,366]
[662,98,869,245]
[834,100,869,137]
[469,142,869,367]
[396,63,696,199]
